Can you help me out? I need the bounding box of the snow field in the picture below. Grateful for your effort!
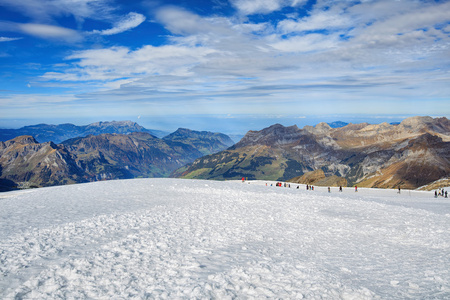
[0,179,449,299]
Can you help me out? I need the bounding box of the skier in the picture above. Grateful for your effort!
[355,186,358,192]
[328,187,330,193]
[339,186,342,192]
[398,187,401,194]
[435,190,438,198]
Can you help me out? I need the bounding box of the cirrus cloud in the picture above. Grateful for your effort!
[0,36,22,42]
[19,23,83,42]
[0,21,83,42]
[92,12,146,36]
[0,0,114,23]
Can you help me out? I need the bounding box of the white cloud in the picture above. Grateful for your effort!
[41,44,218,83]
[277,10,351,33]
[0,21,83,42]
[231,0,283,15]
[352,1,450,35]
[0,0,113,23]
[155,7,234,37]
[0,36,21,42]
[18,23,83,42]
[270,33,339,53]
[93,12,146,35]
[230,0,307,15]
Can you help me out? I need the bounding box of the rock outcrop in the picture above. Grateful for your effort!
[289,170,347,187]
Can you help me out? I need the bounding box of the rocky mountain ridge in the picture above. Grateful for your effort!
[174,116,450,190]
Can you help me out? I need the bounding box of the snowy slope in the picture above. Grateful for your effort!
[0,179,449,299]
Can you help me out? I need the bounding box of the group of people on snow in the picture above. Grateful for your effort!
[435,188,448,198]
[269,183,352,193]
[257,179,448,198]
[275,182,291,187]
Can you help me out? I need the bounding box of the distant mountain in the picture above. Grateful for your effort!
[173,116,450,190]
[0,121,169,143]
[327,121,348,128]
[163,128,234,156]
[0,129,234,191]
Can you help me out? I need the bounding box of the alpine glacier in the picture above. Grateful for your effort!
[0,179,449,299]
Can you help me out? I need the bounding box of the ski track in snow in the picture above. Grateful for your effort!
[0,179,449,299]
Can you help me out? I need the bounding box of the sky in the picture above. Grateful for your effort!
[0,0,449,134]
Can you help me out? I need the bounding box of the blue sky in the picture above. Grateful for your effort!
[0,0,449,134]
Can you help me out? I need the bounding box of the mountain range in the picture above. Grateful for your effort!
[0,120,170,143]
[0,126,234,191]
[174,116,450,190]
[1,116,448,191]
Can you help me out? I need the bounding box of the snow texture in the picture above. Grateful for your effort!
[1,179,449,299]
